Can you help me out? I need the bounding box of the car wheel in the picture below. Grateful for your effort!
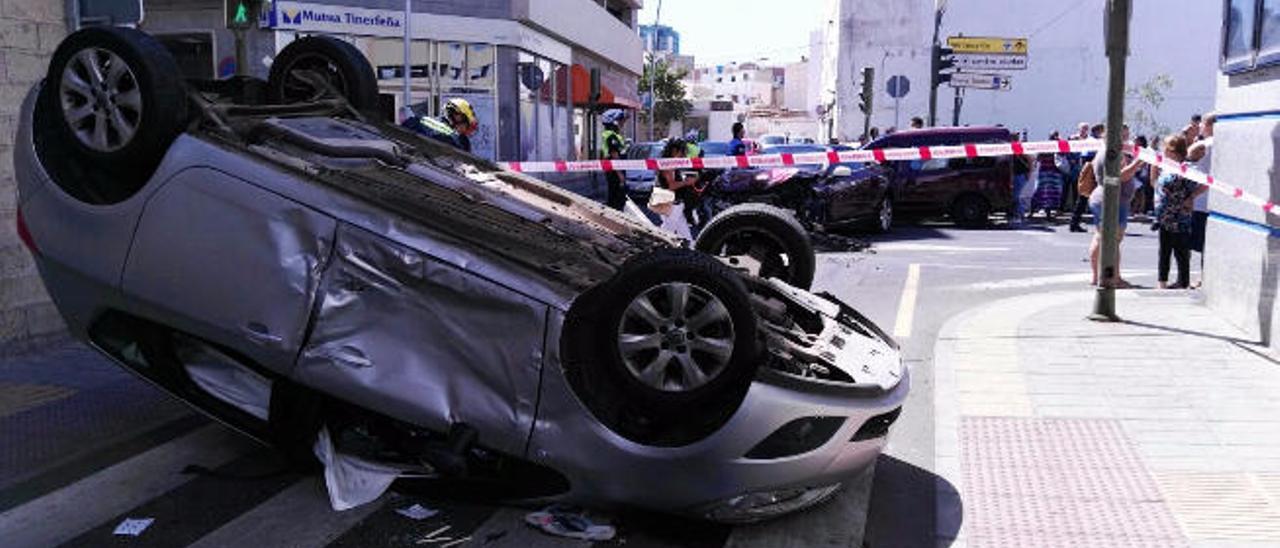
[564,249,760,447]
[40,26,188,203]
[871,196,894,233]
[268,36,379,115]
[694,203,816,290]
[950,194,991,228]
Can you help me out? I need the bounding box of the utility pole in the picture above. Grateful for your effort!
[402,0,413,122]
[1091,0,1131,321]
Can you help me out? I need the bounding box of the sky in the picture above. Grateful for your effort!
[637,0,829,65]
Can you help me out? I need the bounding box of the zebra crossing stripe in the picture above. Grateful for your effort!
[0,425,253,547]
[187,477,385,548]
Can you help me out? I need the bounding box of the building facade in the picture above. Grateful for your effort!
[639,23,678,55]
[1,0,67,353]
[816,0,1220,141]
[1204,0,1280,348]
[141,0,645,163]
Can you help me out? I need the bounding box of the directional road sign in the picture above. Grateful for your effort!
[886,75,911,99]
[947,36,1028,55]
[948,72,1012,91]
[951,53,1027,71]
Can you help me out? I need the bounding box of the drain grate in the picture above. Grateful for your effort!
[962,417,1186,547]
[1150,471,1280,542]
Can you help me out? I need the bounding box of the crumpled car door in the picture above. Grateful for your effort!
[121,167,337,376]
[295,224,548,457]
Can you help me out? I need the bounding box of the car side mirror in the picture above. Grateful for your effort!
[830,165,853,178]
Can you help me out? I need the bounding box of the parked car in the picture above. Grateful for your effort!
[623,141,664,194]
[15,28,907,522]
[861,126,1015,227]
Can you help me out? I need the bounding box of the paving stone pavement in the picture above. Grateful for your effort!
[934,290,1280,548]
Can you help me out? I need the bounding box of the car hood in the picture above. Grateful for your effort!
[238,116,680,296]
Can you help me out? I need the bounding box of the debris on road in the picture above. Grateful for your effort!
[112,518,155,537]
[396,503,440,521]
[810,231,872,253]
[524,505,616,541]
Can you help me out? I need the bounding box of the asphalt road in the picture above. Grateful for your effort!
[0,217,1168,548]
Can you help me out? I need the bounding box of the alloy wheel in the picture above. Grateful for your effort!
[616,282,736,392]
[60,48,141,153]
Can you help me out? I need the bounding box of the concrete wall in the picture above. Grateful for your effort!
[0,0,66,353]
[1204,63,1280,347]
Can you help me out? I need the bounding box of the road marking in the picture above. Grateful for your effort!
[892,264,921,339]
[0,424,255,548]
[187,477,385,548]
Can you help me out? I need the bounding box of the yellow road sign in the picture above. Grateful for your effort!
[946,36,1028,55]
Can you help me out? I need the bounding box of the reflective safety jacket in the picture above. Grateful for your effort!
[404,115,472,153]
[602,127,626,160]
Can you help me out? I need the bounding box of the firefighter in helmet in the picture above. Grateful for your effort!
[403,98,479,153]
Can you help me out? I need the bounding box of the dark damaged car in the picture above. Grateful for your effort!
[12,28,908,522]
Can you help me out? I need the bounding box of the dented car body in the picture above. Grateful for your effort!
[14,28,908,522]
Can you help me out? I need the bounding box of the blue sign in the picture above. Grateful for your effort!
[886,75,911,99]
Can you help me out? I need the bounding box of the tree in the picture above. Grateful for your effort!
[640,55,692,137]
[1125,73,1174,139]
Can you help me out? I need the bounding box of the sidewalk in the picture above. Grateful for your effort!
[933,290,1280,548]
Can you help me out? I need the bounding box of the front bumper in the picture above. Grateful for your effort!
[529,290,909,522]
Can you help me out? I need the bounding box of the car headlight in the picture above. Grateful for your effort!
[703,483,843,523]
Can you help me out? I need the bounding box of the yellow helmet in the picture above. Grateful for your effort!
[445,98,478,132]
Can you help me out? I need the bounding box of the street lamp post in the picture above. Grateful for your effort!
[648,0,664,142]
[1091,0,1131,322]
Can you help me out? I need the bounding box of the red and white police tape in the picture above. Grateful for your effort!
[500,138,1277,221]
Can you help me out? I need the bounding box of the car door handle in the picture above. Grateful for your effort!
[242,322,284,345]
[326,345,373,369]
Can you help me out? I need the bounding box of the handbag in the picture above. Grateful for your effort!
[1077,162,1097,197]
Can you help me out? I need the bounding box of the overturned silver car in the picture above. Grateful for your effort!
[13,28,908,522]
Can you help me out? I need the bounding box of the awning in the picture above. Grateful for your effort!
[541,64,639,110]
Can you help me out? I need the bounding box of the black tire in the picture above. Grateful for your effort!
[563,249,760,447]
[950,193,992,228]
[40,26,187,203]
[268,36,379,114]
[695,203,816,290]
[869,196,894,234]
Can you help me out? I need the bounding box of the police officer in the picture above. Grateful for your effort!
[403,98,479,153]
[601,109,629,210]
[684,129,702,158]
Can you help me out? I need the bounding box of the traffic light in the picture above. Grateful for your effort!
[931,45,955,87]
[226,0,260,30]
[858,67,875,115]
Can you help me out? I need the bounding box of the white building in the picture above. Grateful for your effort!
[816,0,1220,141]
[688,62,783,107]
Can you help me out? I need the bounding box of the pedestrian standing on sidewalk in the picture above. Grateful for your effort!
[1087,125,1143,288]
[1031,131,1066,219]
[1154,135,1197,289]
[1010,134,1035,227]
[1069,123,1105,232]
[1130,135,1154,218]
[1187,113,1215,288]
